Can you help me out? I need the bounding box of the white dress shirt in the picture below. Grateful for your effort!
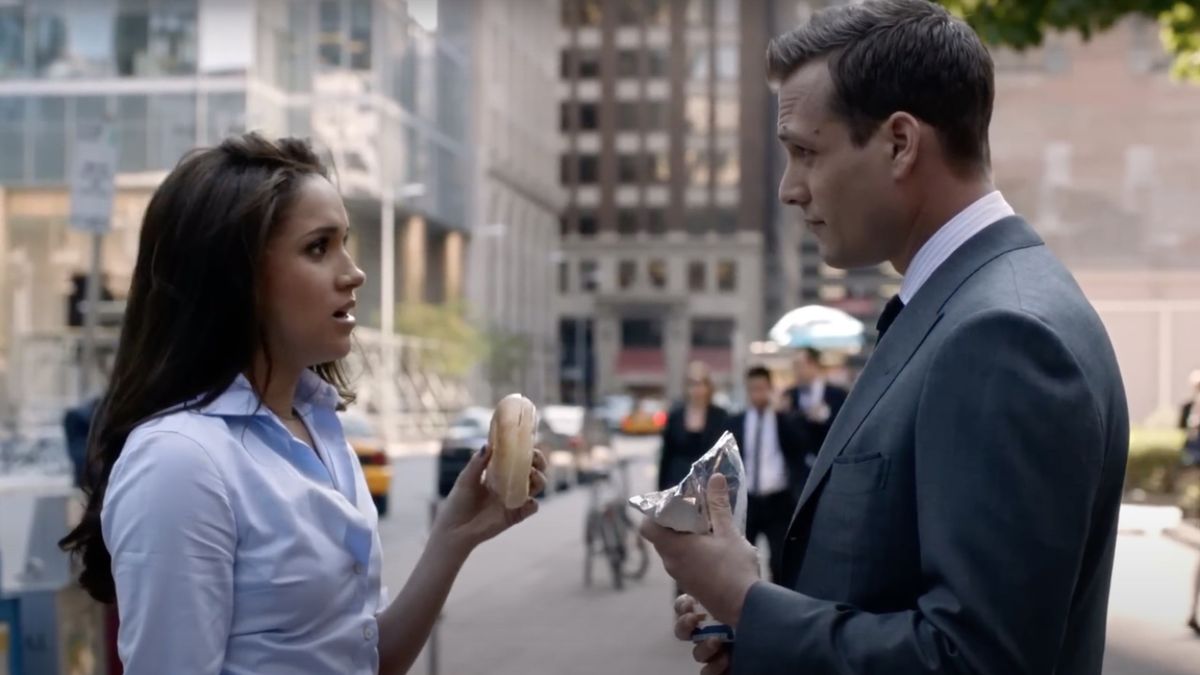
[743,407,790,496]
[102,371,385,675]
[899,190,1015,304]
[798,379,830,423]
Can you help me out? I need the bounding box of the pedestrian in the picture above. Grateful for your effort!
[641,2,1129,673]
[657,361,729,492]
[728,366,809,583]
[58,133,547,675]
[781,347,848,454]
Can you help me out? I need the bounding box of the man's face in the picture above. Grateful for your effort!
[793,353,820,386]
[776,60,909,269]
[747,376,773,411]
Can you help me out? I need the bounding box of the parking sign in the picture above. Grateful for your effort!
[69,121,117,234]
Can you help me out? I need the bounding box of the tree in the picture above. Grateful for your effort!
[393,301,487,378]
[938,0,1200,80]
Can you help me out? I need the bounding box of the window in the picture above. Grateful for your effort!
[715,44,737,80]
[318,1,342,67]
[646,50,667,77]
[617,209,640,236]
[580,102,599,130]
[617,155,639,183]
[686,146,711,184]
[559,260,571,292]
[645,102,668,129]
[560,216,570,237]
[0,7,25,78]
[685,93,710,133]
[714,97,738,132]
[716,0,739,27]
[687,0,709,26]
[652,152,669,182]
[348,0,372,70]
[617,102,638,130]
[563,48,602,78]
[578,211,598,237]
[617,0,643,25]
[685,209,709,237]
[619,260,638,289]
[647,209,666,236]
[580,260,600,292]
[713,147,739,186]
[716,259,737,292]
[644,0,670,26]
[32,96,66,181]
[691,318,734,348]
[617,50,640,78]
[563,0,603,27]
[621,318,664,348]
[0,98,23,182]
[688,43,710,81]
[648,259,668,289]
[714,208,737,235]
[563,154,599,184]
[688,261,707,292]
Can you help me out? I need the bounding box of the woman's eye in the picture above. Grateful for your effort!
[306,238,328,257]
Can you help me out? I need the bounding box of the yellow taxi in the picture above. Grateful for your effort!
[338,411,393,517]
[620,398,668,436]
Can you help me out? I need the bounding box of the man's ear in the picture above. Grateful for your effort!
[882,112,921,179]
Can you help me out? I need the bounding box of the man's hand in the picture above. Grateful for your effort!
[641,473,760,626]
[675,594,732,675]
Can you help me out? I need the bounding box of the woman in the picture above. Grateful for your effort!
[657,361,729,491]
[59,133,545,674]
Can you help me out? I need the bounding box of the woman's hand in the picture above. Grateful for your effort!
[431,445,548,556]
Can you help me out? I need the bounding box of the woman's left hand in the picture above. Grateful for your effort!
[431,445,548,556]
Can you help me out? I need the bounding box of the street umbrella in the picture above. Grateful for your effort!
[768,305,865,351]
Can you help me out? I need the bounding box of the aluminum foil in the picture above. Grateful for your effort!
[629,430,747,534]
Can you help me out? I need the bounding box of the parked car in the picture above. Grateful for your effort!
[541,405,611,484]
[338,411,392,517]
[620,397,668,436]
[437,406,492,498]
[597,394,634,433]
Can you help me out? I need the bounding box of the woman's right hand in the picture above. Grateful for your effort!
[431,445,546,557]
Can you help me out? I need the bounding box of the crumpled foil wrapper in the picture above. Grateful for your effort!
[629,431,747,534]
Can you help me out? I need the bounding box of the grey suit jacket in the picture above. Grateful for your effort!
[733,217,1129,675]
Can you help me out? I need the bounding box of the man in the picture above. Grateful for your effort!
[641,2,1129,673]
[728,366,809,583]
[781,347,848,453]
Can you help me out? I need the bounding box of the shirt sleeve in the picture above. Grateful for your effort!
[102,430,237,675]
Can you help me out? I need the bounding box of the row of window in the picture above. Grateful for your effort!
[561,44,738,82]
[561,98,737,134]
[618,316,735,350]
[561,149,739,186]
[561,0,738,29]
[562,208,738,237]
[560,258,737,294]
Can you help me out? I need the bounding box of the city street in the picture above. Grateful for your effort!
[379,436,1200,675]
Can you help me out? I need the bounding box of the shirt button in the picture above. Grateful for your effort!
[364,625,375,641]
[353,563,363,575]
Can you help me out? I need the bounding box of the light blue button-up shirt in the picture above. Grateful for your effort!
[102,371,385,674]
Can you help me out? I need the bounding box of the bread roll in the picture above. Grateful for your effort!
[486,393,536,509]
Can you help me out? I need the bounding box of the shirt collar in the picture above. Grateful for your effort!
[195,370,341,418]
[899,190,1015,304]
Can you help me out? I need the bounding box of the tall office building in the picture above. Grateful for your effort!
[555,0,772,404]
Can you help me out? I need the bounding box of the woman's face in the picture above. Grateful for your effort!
[686,375,711,405]
[260,175,365,371]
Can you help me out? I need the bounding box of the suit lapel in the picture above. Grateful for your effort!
[789,216,1044,524]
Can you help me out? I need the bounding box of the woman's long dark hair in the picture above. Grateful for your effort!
[59,132,355,603]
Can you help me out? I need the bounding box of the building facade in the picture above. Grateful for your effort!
[556,0,773,404]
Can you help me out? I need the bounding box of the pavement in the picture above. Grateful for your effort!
[377,436,1200,675]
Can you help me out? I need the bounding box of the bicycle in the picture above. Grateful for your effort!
[583,450,650,590]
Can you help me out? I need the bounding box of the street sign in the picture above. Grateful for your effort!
[69,121,117,234]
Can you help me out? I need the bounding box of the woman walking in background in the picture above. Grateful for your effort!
[657,360,729,491]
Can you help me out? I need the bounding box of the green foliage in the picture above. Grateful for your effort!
[393,302,486,377]
[938,0,1200,81]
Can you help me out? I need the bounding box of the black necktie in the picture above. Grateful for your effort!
[751,409,765,495]
[877,295,905,340]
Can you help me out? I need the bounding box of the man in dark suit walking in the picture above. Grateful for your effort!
[729,366,809,583]
[782,347,848,455]
[641,2,1129,673]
